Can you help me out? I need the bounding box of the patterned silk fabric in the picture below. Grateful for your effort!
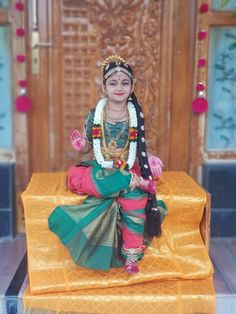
[22,172,215,313]
[24,278,215,314]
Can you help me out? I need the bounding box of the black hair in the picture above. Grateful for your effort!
[102,61,161,238]
[131,92,161,238]
[102,62,134,85]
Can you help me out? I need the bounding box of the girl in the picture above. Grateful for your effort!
[48,55,166,274]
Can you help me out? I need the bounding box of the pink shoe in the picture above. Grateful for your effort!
[124,259,139,274]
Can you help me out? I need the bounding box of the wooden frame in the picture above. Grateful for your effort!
[2,0,204,196]
[190,0,236,182]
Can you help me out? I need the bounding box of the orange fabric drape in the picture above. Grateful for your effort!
[22,172,215,313]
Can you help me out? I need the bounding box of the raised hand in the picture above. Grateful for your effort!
[148,156,164,178]
[70,129,86,151]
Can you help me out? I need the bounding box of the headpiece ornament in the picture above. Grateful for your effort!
[102,55,134,80]
[102,55,126,71]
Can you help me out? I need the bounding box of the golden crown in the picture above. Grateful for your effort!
[101,55,126,73]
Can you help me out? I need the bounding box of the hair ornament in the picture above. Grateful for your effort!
[102,55,134,80]
[101,55,126,73]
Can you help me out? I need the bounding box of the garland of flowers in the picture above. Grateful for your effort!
[14,0,32,112]
[192,1,209,113]
[92,98,138,170]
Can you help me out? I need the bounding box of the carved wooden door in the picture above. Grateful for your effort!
[24,0,196,186]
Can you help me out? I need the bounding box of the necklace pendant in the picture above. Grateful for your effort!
[108,138,117,150]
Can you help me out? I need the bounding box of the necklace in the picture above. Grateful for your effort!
[101,115,129,161]
[92,98,138,170]
[104,106,128,123]
[104,118,128,151]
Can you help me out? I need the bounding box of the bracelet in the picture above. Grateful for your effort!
[129,172,144,191]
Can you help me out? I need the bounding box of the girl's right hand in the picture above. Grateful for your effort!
[70,129,86,151]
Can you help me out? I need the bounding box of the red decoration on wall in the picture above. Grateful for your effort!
[198,58,206,67]
[193,2,209,114]
[15,2,24,11]
[16,54,26,63]
[196,83,205,91]
[18,80,27,87]
[198,31,207,40]
[192,97,208,113]
[199,3,209,13]
[16,28,25,37]
[14,1,32,113]
[15,95,32,112]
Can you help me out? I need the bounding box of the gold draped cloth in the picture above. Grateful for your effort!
[22,172,215,313]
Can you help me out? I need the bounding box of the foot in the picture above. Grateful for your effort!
[124,259,139,274]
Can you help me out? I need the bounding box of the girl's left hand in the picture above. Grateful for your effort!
[148,156,164,178]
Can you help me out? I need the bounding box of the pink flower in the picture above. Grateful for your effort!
[16,54,26,63]
[198,31,207,40]
[15,95,32,112]
[15,2,24,11]
[196,83,205,91]
[16,28,25,37]
[198,58,206,67]
[114,159,123,168]
[192,97,208,114]
[200,3,209,13]
[18,80,27,87]
[129,131,138,138]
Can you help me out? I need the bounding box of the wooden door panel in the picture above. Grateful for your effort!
[26,0,196,180]
[28,0,171,173]
[27,0,51,173]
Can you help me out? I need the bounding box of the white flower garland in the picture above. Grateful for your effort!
[93,98,138,169]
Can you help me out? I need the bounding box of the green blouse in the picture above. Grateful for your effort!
[85,109,129,149]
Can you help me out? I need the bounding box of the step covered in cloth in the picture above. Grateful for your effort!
[23,278,215,314]
[21,171,214,294]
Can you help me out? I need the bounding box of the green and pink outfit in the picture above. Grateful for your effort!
[48,60,167,271]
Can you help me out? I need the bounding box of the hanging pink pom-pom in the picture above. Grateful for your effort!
[15,95,32,112]
[18,80,27,87]
[15,2,24,11]
[198,58,206,67]
[200,3,209,13]
[16,54,26,63]
[196,83,205,91]
[16,28,25,37]
[198,31,207,40]
[192,97,208,113]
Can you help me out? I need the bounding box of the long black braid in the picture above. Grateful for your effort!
[130,92,162,238]
[102,58,161,238]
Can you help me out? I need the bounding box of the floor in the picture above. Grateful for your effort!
[0,235,27,314]
[0,236,235,314]
[210,238,236,314]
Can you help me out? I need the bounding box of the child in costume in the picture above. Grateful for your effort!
[48,55,166,274]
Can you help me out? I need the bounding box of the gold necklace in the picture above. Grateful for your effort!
[101,113,129,160]
[104,106,128,123]
[104,118,128,151]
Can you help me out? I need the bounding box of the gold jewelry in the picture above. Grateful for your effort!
[101,113,129,161]
[104,106,129,123]
[101,55,134,80]
[104,119,128,151]
[102,55,126,73]
[129,173,144,191]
